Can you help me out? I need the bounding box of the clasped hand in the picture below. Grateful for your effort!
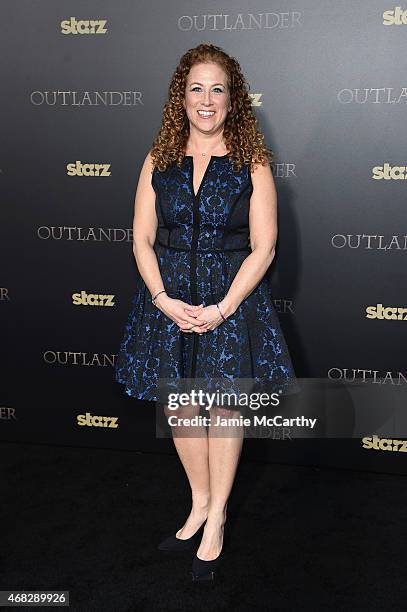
[154,295,224,333]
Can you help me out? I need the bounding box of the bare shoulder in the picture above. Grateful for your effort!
[135,149,155,187]
[141,149,155,175]
[134,150,156,200]
[250,158,275,192]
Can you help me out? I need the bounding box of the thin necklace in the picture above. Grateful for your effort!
[189,143,226,157]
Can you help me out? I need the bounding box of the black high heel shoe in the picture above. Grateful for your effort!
[157,521,206,552]
[191,509,227,580]
[191,549,223,581]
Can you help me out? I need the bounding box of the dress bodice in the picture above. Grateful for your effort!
[152,155,253,253]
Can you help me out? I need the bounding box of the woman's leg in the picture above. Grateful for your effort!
[196,406,244,560]
[163,402,211,538]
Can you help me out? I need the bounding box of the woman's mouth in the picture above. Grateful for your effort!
[197,110,215,119]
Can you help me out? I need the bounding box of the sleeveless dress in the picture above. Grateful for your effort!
[115,154,299,407]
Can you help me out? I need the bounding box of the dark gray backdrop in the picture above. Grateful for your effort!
[2,1,406,474]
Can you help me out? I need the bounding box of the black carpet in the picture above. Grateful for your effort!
[2,440,407,611]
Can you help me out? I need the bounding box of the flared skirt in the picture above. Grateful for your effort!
[115,244,299,407]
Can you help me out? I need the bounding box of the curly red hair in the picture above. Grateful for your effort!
[150,43,273,173]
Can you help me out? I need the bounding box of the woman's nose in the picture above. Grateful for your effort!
[202,91,213,105]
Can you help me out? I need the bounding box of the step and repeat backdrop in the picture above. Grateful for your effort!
[2,1,406,474]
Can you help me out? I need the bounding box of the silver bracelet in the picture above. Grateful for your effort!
[152,289,166,305]
[216,302,227,322]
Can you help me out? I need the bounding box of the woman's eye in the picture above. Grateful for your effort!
[190,87,224,93]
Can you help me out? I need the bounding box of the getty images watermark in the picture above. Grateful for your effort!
[155,376,407,439]
[155,376,315,438]
[164,389,316,429]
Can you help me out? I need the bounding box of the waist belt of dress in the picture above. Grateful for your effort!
[155,239,251,253]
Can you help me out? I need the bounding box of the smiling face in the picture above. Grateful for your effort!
[183,62,231,136]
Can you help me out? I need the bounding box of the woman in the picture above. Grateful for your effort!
[115,43,298,581]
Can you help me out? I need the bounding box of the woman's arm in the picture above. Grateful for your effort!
[218,160,278,318]
[131,151,164,298]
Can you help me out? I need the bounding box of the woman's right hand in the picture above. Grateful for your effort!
[154,294,208,334]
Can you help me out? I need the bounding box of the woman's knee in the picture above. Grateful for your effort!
[209,405,241,420]
[163,402,201,420]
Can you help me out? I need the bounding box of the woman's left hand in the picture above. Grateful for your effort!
[179,304,225,333]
